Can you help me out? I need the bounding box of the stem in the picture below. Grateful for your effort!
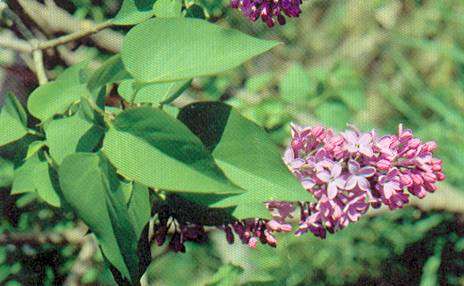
[0,37,32,53]
[37,20,113,50]
[31,41,48,85]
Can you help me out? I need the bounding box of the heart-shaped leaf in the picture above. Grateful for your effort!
[122,17,279,82]
[178,102,311,219]
[103,107,243,195]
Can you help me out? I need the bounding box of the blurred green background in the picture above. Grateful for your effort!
[1,0,464,285]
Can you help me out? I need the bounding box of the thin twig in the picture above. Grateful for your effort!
[18,0,122,52]
[0,35,32,53]
[30,40,48,84]
[37,20,114,50]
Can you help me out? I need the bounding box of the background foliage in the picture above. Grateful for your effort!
[1,0,464,285]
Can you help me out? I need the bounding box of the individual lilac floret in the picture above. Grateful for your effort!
[284,123,445,239]
[230,0,303,27]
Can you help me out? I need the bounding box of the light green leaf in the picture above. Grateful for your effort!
[153,0,182,18]
[280,63,313,102]
[0,157,14,188]
[178,102,311,219]
[45,112,104,164]
[103,107,243,195]
[0,94,28,147]
[118,79,191,104]
[122,18,279,82]
[26,141,46,159]
[11,154,61,207]
[27,64,90,122]
[113,0,156,25]
[87,54,131,92]
[59,153,143,283]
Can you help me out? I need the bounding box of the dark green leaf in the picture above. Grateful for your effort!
[87,54,131,92]
[59,153,143,283]
[122,18,279,82]
[127,183,151,236]
[103,107,243,195]
[178,102,311,219]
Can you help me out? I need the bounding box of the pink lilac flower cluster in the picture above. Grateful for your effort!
[282,123,445,238]
[230,0,303,27]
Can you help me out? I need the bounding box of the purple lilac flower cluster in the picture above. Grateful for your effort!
[283,124,445,238]
[230,0,303,27]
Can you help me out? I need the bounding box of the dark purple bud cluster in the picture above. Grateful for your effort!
[151,205,208,253]
[231,0,303,27]
[221,219,279,248]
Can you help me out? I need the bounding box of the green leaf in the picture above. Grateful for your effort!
[113,0,156,25]
[45,112,104,165]
[103,107,243,195]
[59,153,143,283]
[26,140,46,159]
[178,102,311,219]
[11,154,61,207]
[0,157,14,188]
[27,64,90,122]
[118,79,191,104]
[153,0,183,18]
[0,94,28,147]
[122,18,279,82]
[280,63,313,102]
[127,183,151,236]
[184,4,207,19]
[87,54,131,92]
